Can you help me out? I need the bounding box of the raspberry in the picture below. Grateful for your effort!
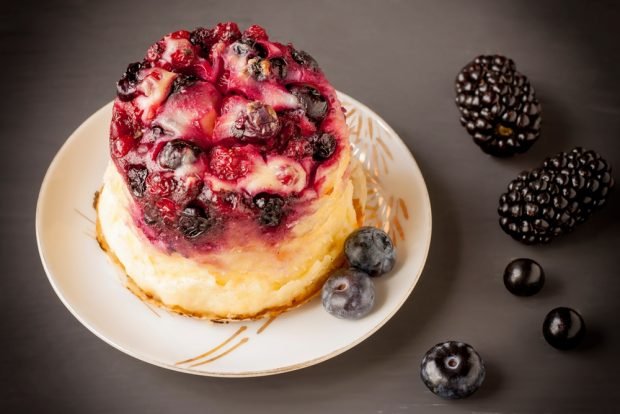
[209,146,252,181]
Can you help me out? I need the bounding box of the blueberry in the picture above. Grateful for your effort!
[503,258,545,296]
[291,48,319,71]
[289,85,328,122]
[311,133,337,161]
[253,193,285,227]
[116,61,143,101]
[126,166,147,198]
[345,227,396,277]
[178,206,213,239]
[420,341,485,399]
[269,57,287,79]
[542,307,585,350]
[239,102,280,139]
[321,268,375,319]
[158,140,201,169]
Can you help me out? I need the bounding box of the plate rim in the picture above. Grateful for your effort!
[35,91,433,377]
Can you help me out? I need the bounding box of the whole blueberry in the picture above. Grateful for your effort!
[321,268,375,319]
[503,258,545,296]
[420,341,485,399]
[345,227,396,277]
[543,307,585,350]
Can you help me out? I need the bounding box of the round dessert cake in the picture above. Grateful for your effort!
[96,22,366,320]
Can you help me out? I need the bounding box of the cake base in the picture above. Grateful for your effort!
[95,162,366,321]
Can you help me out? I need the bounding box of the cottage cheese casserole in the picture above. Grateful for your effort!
[96,23,366,320]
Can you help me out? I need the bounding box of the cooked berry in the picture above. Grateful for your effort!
[178,206,213,239]
[243,24,268,41]
[143,203,159,225]
[127,166,147,198]
[291,48,319,71]
[234,102,280,140]
[171,74,198,93]
[269,58,287,79]
[189,27,215,51]
[253,193,285,227]
[248,58,270,81]
[503,258,545,296]
[116,62,143,101]
[420,341,485,399]
[232,40,253,55]
[455,55,541,156]
[158,140,200,169]
[209,146,252,181]
[212,22,241,43]
[321,268,375,319]
[543,307,585,350]
[146,172,176,197]
[345,227,396,277]
[289,85,328,122]
[312,133,337,161]
[498,147,614,244]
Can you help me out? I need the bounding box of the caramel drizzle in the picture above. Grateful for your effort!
[175,326,248,366]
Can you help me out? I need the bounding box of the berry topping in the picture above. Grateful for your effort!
[420,341,486,399]
[543,307,586,350]
[345,227,396,277]
[253,193,285,227]
[498,147,614,244]
[289,85,328,122]
[127,166,147,197]
[455,55,541,156]
[178,206,214,239]
[110,23,348,252]
[312,133,337,161]
[158,140,200,169]
[321,268,375,319]
[291,48,319,71]
[503,258,545,296]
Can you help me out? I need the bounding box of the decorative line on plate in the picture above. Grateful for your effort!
[189,338,249,368]
[75,208,95,225]
[175,326,248,366]
[343,98,393,180]
[342,98,409,246]
[256,315,278,334]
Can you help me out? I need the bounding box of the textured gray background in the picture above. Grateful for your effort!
[2,0,619,412]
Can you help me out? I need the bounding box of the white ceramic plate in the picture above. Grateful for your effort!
[36,92,432,377]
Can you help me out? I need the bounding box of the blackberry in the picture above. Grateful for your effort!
[455,55,541,156]
[498,147,614,244]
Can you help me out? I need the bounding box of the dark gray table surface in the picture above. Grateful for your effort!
[2,0,619,412]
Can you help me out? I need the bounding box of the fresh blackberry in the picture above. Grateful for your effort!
[498,147,614,244]
[455,55,541,156]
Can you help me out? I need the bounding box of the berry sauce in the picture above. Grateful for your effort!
[109,23,347,254]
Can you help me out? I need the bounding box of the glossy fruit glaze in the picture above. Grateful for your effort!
[109,23,349,254]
